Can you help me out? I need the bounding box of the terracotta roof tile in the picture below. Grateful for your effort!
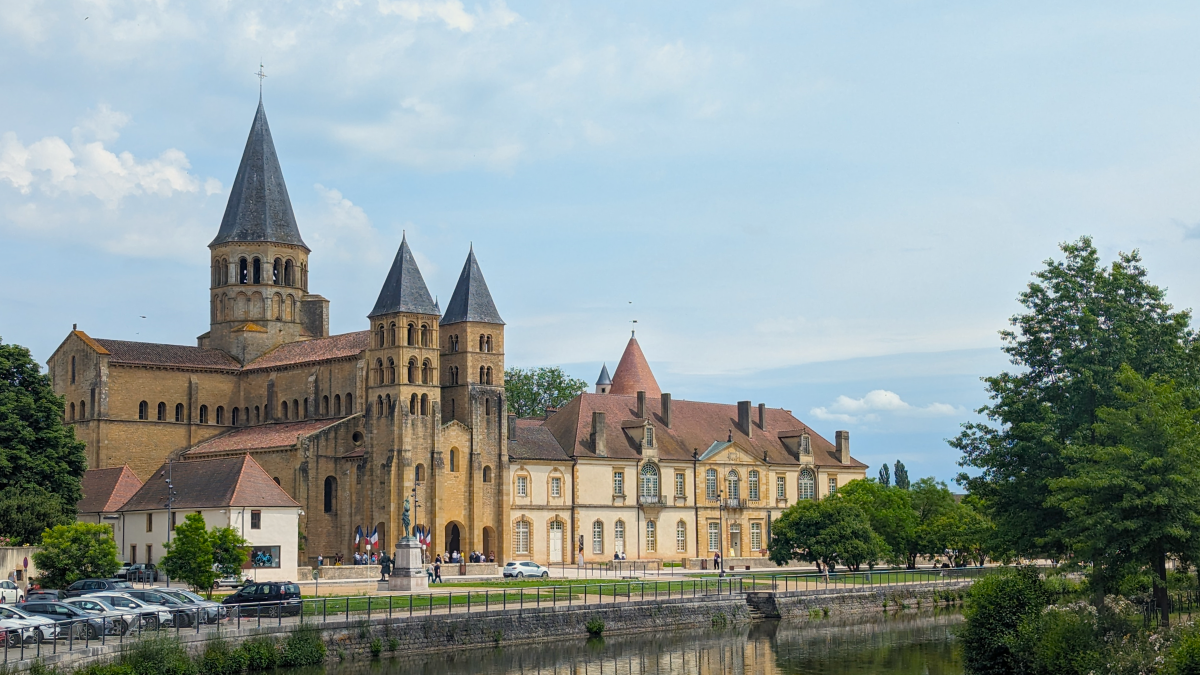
[186,419,345,455]
[77,466,144,513]
[509,420,571,461]
[94,339,241,371]
[121,455,300,511]
[609,336,660,397]
[244,331,370,371]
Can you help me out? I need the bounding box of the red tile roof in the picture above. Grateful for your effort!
[540,393,865,468]
[244,331,370,371]
[510,419,571,461]
[186,419,346,455]
[94,339,241,371]
[77,466,144,513]
[121,455,300,510]
[609,336,660,397]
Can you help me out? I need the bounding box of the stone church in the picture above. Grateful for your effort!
[49,100,867,569]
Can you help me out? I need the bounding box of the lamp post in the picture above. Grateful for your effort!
[410,486,424,564]
[718,485,725,576]
[162,461,178,588]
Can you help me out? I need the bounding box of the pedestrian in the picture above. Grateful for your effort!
[714,551,721,571]
[317,554,323,567]
[433,559,443,584]
[426,564,434,583]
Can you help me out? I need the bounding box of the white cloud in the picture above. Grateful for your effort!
[307,183,386,263]
[376,0,516,32]
[810,390,960,424]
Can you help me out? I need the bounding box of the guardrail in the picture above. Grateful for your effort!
[1,567,995,666]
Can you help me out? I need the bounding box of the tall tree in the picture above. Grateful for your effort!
[893,460,910,490]
[1048,368,1200,623]
[33,522,121,589]
[836,479,912,567]
[768,498,884,572]
[504,367,588,418]
[952,238,1199,559]
[209,526,248,598]
[0,339,87,543]
[878,464,891,487]
[160,513,217,593]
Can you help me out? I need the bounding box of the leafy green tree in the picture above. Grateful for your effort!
[160,513,216,593]
[910,477,958,564]
[209,526,248,598]
[0,339,87,543]
[953,238,1199,561]
[893,460,910,490]
[1048,368,1200,623]
[960,566,1048,675]
[32,522,120,589]
[935,497,994,567]
[836,479,913,566]
[878,463,890,487]
[769,498,884,572]
[504,367,588,418]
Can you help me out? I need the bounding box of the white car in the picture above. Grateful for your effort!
[503,561,550,578]
[86,593,172,630]
[0,580,22,604]
[0,606,57,643]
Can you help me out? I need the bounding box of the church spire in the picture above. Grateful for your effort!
[370,234,439,317]
[210,100,307,250]
[440,246,504,326]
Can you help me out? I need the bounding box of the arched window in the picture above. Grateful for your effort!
[79,401,85,419]
[157,402,166,421]
[486,335,492,352]
[479,335,485,352]
[284,259,294,286]
[640,463,660,498]
[323,476,337,513]
[376,359,385,385]
[449,448,458,472]
[406,323,416,346]
[252,258,261,284]
[255,405,261,423]
[418,324,427,347]
[322,395,330,415]
[244,407,250,424]
[450,334,458,352]
[592,521,604,555]
[798,470,816,501]
[272,258,281,284]
[614,520,625,554]
[232,407,240,426]
[281,400,289,420]
[748,470,760,501]
[175,403,187,422]
[273,293,283,320]
[410,394,419,415]
[479,366,486,383]
[420,394,429,416]
[293,399,300,419]
[199,405,209,424]
[376,324,386,348]
[705,468,718,500]
[239,257,248,284]
[415,464,425,482]
[485,398,491,416]
[69,402,75,421]
[388,322,396,347]
[385,394,392,416]
[216,406,224,425]
[70,356,76,384]
[376,395,384,417]
[408,358,417,384]
[483,466,492,483]
[138,401,148,420]
[646,520,657,552]
[345,394,353,414]
[422,359,431,384]
[514,520,530,555]
[726,470,740,501]
[334,394,342,416]
[448,366,456,385]
[676,520,687,552]
[485,367,493,385]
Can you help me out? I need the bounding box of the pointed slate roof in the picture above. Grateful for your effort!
[77,466,144,514]
[210,101,307,250]
[596,364,612,386]
[370,235,439,317]
[440,247,504,325]
[609,334,661,397]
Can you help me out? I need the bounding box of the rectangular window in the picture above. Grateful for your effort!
[516,475,528,497]
[705,470,718,501]
[145,514,153,533]
[514,522,530,554]
[146,544,153,563]
[777,475,786,500]
[592,521,603,554]
[828,477,837,495]
[749,472,760,501]
[171,512,177,529]
[550,477,562,498]
[646,521,656,552]
[751,523,763,551]
[675,472,686,498]
[676,521,687,552]
[251,510,262,529]
[247,546,281,568]
[613,471,624,496]
[707,522,720,552]
[614,520,625,554]
[130,544,137,564]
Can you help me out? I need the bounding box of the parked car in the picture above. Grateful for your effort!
[503,561,550,578]
[23,589,66,602]
[220,582,302,617]
[155,588,226,624]
[0,605,57,644]
[212,574,247,589]
[114,563,131,580]
[0,580,23,603]
[85,592,172,630]
[64,578,134,598]
[126,564,160,583]
[62,598,133,636]
[17,601,116,639]
[123,589,195,627]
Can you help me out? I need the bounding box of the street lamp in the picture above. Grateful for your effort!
[161,461,178,588]
[718,485,725,576]
[410,486,424,563]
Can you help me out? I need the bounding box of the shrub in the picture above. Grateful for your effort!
[239,636,279,670]
[1013,602,1102,675]
[387,637,399,652]
[960,566,1047,675]
[198,637,249,675]
[1165,624,1200,675]
[280,625,327,667]
[370,638,383,656]
[120,634,197,675]
[585,617,605,637]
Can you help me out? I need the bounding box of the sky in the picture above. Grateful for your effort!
[4,1,1200,485]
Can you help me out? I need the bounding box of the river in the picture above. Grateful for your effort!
[308,610,963,675]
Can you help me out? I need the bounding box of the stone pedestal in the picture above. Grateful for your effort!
[388,537,428,592]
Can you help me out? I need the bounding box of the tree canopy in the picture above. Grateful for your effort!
[33,522,121,589]
[768,498,885,572]
[161,514,249,598]
[0,339,87,543]
[504,366,588,418]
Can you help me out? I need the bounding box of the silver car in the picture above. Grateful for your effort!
[85,593,172,630]
[503,561,550,578]
[64,597,135,635]
[0,606,57,643]
[156,588,225,624]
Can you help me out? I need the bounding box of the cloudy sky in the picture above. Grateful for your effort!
[4,1,1200,484]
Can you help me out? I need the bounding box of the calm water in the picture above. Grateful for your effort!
[314,610,963,675]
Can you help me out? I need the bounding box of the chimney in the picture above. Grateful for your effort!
[507,414,517,441]
[737,401,752,439]
[636,391,646,418]
[757,403,766,430]
[661,393,672,428]
[835,430,850,464]
[592,411,607,457]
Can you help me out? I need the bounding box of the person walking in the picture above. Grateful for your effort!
[433,559,443,584]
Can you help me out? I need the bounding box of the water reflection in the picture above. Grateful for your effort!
[321,611,962,675]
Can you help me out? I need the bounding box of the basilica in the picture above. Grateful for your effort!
[50,100,867,569]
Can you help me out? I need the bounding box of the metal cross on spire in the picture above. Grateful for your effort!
[255,63,267,99]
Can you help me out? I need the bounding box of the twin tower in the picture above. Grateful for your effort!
[199,100,505,425]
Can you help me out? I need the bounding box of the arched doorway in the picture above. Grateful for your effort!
[445,522,462,557]
[482,526,495,561]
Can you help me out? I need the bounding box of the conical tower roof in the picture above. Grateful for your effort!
[441,246,504,326]
[370,235,439,317]
[210,101,307,250]
[596,364,612,386]
[609,333,661,397]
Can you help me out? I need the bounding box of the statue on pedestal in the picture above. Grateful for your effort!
[402,498,412,538]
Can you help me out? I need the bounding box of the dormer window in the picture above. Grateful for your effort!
[644,424,655,448]
[801,435,811,455]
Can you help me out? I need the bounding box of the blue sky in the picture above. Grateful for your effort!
[4,1,1200,485]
